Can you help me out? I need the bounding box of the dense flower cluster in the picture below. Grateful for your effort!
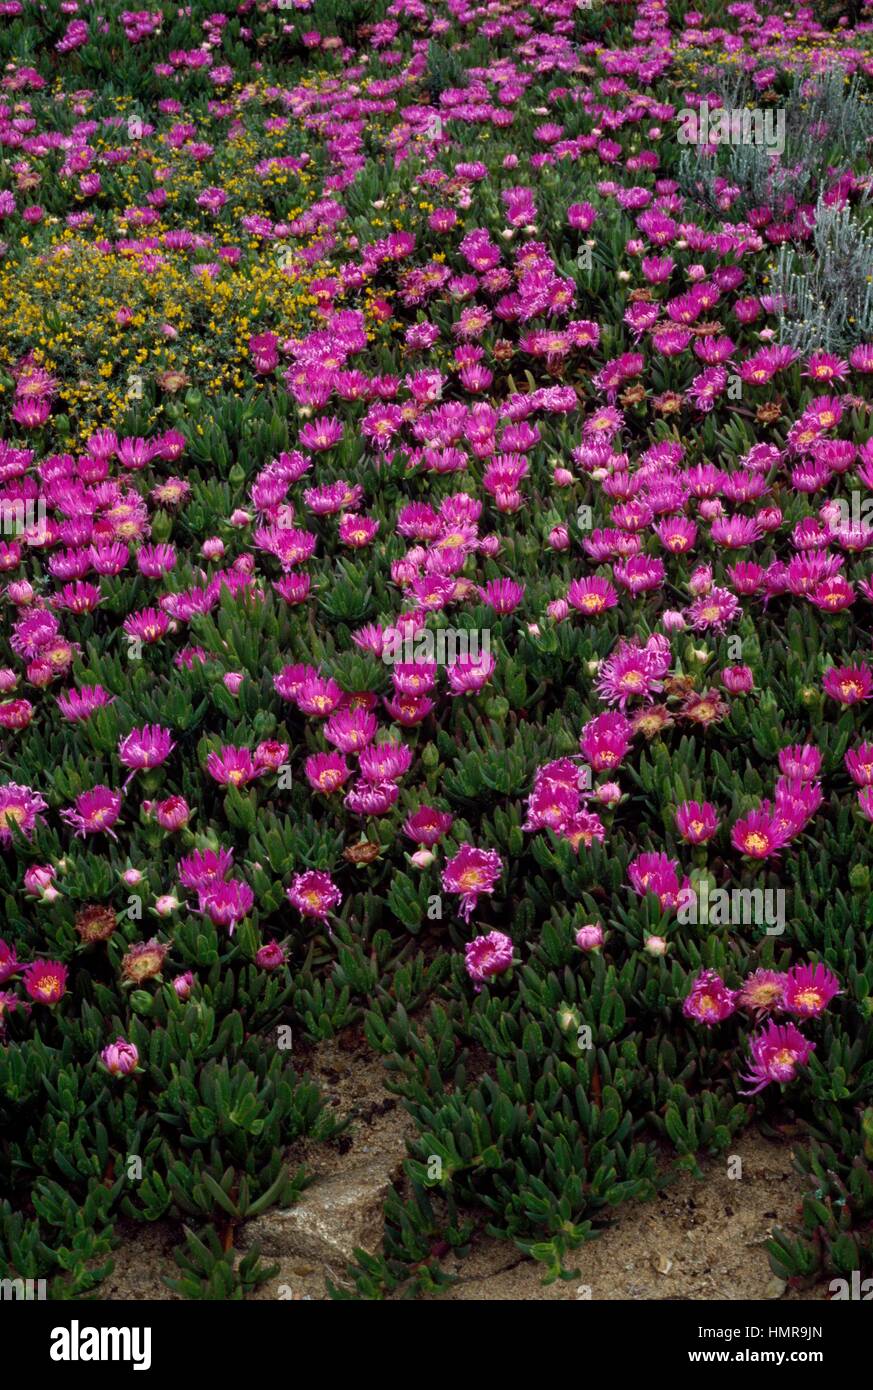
[0,0,872,1300]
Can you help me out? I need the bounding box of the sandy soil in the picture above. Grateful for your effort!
[104,1036,831,1302]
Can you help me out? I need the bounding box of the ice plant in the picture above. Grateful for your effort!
[782,963,842,1019]
[442,845,503,923]
[0,782,47,844]
[60,786,122,840]
[101,1038,139,1076]
[118,725,175,784]
[23,960,69,1005]
[741,1023,815,1095]
[464,931,514,991]
[682,970,737,1027]
[286,871,342,921]
[0,0,871,1304]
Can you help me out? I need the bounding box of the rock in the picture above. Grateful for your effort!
[241,1155,400,1265]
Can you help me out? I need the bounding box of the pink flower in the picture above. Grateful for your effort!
[101,1037,139,1076]
[24,959,69,1004]
[256,941,286,970]
[782,963,842,1019]
[205,746,261,786]
[575,923,604,951]
[675,800,719,844]
[198,880,255,933]
[154,796,190,830]
[628,852,687,911]
[442,844,503,922]
[579,711,633,772]
[287,870,342,920]
[403,806,454,847]
[118,724,175,784]
[0,939,22,984]
[464,931,514,990]
[0,782,47,843]
[741,1021,814,1095]
[173,972,194,1000]
[823,663,873,706]
[721,665,753,693]
[682,969,737,1027]
[731,808,791,860]
[60,786,122,839]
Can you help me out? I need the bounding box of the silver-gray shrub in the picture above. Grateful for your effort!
[773,195,873,351]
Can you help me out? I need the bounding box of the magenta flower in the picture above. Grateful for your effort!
[256,941,286,971]
[304,751,352,794]
[60,786,122,839]
[741,1022,815,1095]
[0,991,30,1038]
[447,652,496,695]
[0,938,22,984]
[596,639,666,709]
[442,844,503,923]
[323,707,377,752]
[731,808,791,860]
[782,963,842,1019]
[464,931,514,991]
[567,576,618,615]
[205,746,261,787]
[118,724,175,784]
[24,959,69,1005]
[101,1037,139,1076]
[403,806,454,846]
[682,969,737,1027]
[628,852,687,911]
[198,879,255,933]
[478,579,525,615]
[845,743,873,786]
[287,870,342,920]
[57,685,116,722]
[177,847,234,891]
[823,663,873,706]
[675,800,719,845]
[123,608,170,644]
[344,780,399,815]
[0,782,47,844]
[579,711,633,772]
[721,665,753,693]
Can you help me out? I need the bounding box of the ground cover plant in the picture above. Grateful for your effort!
[0,0,872,1303]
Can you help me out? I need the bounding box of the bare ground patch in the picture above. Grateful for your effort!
[104,1039,831,1302]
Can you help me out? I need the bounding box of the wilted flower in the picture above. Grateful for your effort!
[121,939,169,983]
[74,905,117,944]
